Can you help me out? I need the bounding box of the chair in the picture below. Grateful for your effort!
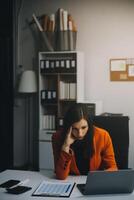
[92,116,129,169]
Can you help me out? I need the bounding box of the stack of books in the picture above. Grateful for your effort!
[60,81,76,100]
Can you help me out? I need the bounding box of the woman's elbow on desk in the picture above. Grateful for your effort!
[55,171,69,180]
[55,165,70,180]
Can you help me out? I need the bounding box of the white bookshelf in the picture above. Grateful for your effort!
[38,51,84,169]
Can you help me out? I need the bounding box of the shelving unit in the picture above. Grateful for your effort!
[38,51,84,169]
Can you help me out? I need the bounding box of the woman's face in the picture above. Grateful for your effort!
[71,118,89,140]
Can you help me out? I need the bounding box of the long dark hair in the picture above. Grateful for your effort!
[62,103,94,158]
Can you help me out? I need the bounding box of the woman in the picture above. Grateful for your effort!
[52,103,117,180]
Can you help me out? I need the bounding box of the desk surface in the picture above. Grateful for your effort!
[0,169,134,200]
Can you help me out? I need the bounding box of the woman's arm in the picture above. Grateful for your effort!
[51,132,74,180]
[101,131,118,171]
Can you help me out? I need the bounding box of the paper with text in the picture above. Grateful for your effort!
[32,180,75,197]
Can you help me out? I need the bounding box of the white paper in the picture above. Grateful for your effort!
[111,60,126,71]
[33,180,75,197]
[128,65,134,77]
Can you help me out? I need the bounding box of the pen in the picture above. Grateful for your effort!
[66,184,71,192]
[9,179,30,189]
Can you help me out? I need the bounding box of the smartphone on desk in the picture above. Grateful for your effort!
[6,185,32,194]
[0,180,20,188]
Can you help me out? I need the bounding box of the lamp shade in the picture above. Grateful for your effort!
[18,70,37,93]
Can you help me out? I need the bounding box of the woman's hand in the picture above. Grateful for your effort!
[61,127,76,153]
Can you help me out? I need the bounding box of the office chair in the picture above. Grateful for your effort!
[92,116,129,169]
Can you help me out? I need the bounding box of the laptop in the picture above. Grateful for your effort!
[77,169,134,195]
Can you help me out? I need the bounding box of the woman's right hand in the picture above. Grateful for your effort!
[61,127,76,153]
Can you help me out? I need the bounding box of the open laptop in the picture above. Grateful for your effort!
[77,169,134,195]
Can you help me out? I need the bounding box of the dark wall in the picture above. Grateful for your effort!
[0,0,13,171]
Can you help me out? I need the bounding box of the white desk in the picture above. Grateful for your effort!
[0,169,134,200]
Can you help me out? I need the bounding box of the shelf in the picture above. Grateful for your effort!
[41,72,76,75]
[59,99,76,102]
[39,130,55,141]
[41,102,58,106]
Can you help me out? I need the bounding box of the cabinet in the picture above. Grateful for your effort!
[38,51,84,169]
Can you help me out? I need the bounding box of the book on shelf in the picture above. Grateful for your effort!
[60,60,65,68]
[64,82,70,99]
[55,60,60,68]
[69,82,76,99]
[42,115,55,130]
[66,60,70,69]
[40,57,76,72]
[60,81,76,100]
[41,90,57,102]
[71,59,76,68]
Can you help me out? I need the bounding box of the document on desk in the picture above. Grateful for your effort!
[32,180,75,197]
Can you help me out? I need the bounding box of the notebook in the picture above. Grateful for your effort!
[32,180,75,197]
[77,169,134,195]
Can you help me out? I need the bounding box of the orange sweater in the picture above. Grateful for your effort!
[52,126,118,180]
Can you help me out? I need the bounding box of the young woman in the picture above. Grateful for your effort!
[52,103,117,180]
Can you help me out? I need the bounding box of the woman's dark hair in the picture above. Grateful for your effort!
[62,103,94,158]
